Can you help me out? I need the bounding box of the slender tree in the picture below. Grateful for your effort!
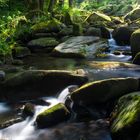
[69,0,73,7]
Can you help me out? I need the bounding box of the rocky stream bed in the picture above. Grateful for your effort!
[1,9,140,140]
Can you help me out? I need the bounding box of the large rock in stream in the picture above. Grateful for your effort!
[27,37,59,52]
[52,36,108,58]
[0,70,88,101]
[71,78,139,105]
[131,29,140,58]
[36,103,70,128]
[112,26,133,46]
[111,92,140,139]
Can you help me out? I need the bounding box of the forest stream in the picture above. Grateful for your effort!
[0,34,140,140]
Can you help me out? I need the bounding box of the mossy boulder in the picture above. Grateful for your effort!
[85,27,101,37]
[111,92,140,139]
[27,37,59,52]
[133,52,140,65]
[36,103,70,128]
[112,26,133,46]
[58,27,73,36]
[124,8,140,21]
[0,70,88,101]
[131,29,140,58]
[71,78,139,105]
[12,47,31,58]
[31,19,63,33]
[86,12,111,24]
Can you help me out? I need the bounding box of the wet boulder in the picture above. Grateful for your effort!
[112,26,133,46]
[36,103,70,128]
[131,29,140,58]
[27,37,59,52]
[52,36,108,58]
[22,103,35,117]
[71,78,139,105]
[0,70,88,101]
[111,92,140,139]
[85,27,101,37]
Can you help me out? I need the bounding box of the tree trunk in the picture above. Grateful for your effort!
[69,0,73,8]
[48,0,56,15]
[39,0,44,11]
[59,0,64,8]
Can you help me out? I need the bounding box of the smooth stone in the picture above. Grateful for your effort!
[0,70,88,101]
[36,103,70,128]
[52,36,108,58]
[71,77,139,105]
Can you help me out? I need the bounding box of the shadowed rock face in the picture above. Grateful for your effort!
[0,70,88,101]
[71,77,139,105]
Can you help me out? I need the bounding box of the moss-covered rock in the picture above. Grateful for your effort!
[0,70,88,101]
[133,52,140,65]
[31,19,63,33]
[85,27,101,37]
[71,78,139,105]
[124,8,140,21]
[131,29,140,58]
[58,27,73,36]
[111,92,140,139]
[27,37,59,52]
[36,103,70,128]
[86,12,111,24]
[112,26,133,46]
[12,47,31,58]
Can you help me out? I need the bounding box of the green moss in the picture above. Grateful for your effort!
[38,103,67,117]
[28,37,59,48]
[111,92,140,134]
[31,19,62,33]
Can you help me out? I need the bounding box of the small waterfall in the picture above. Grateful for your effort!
[107,31,132,62]
[0,86,76,140]
[58,85,78,103]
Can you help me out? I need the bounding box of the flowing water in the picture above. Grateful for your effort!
[0,35,140,140]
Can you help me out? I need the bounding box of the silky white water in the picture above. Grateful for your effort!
[0,86,76,140]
